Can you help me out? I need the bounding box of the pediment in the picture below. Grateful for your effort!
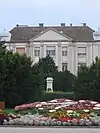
[30,28,72,41]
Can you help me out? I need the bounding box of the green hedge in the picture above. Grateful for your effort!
[40,91,74,101]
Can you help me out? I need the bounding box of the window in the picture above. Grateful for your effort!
[77,47,86,57]
[78,62,86,69]
[46,46,56,56]
[62,63,67,71]
[16,47,25,55]
[34,47,40,56]
[62,46,67,56]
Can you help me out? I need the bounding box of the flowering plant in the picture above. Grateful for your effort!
[1,99,100,126]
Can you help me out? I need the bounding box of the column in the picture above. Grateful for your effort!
[43,45,46,58]
[55,45,58,67]
[98,44,100,58]
[29,42,33,60]
[87,44,92,66]
[12,43,16,53]
[40,43,44,58]
[92,43,98,62]
[73,45,77,75]
[26,43,30,57]
[57,42,62,71]
[67,43,75,74]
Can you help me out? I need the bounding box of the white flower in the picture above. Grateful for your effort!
[27,120,33,125]
[56,121,61,126]
[38,108,44,110]
[41,102,47,105]
[95,104,100,107]
[79,100,85,103]
[55,106,61,110]
[49,110,56,113]
[50,100,57,103]
[90,101,98,104]
[36,104,42,107]
[8,120,14,125]
[93,107,100,110]
[67,110,73,113]
[83,110,90,112]
[62,122,67,126]
[3,120,8,125]
[65,99,73,102]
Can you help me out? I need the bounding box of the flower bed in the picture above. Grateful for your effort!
[1,99,100,126]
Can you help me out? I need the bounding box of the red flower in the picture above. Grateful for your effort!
[0,113,7,120]
[57,117,72,122]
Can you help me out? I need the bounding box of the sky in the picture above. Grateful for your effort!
[0,0,100,31]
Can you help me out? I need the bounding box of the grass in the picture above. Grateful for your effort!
[43,91,74,94]
[3,109,17,114]
[40,91,74,101]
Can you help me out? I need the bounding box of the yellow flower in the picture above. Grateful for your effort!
[80,113,90,119]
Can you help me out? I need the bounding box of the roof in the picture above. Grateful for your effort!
[10,25,94,42]
[0,31,11,37]
[93,28,100,36]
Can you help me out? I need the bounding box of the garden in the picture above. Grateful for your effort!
[1,98,100,126]
[1,42,100,127]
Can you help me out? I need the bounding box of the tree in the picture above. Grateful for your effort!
[38,55,58,75]
[33,56,58,91]
[75,57,100,101]
[74,66,90,100]
[54,70,75,92]
[0,41,7,101]
[0,52,35,107]
[0,41,6,51]
[0,42,42,107]
[0,43,76,108]
[33,56,75,93]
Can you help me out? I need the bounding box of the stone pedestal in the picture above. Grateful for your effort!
[46,77,53,92]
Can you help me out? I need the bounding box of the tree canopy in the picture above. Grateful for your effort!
[0,42,81,108]
[33,55,75,92]
[0,42,41,107]
[75,57,100,101]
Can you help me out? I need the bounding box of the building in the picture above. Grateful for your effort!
[0,23,100,75]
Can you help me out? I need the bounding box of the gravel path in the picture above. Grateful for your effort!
[0,127,100,133]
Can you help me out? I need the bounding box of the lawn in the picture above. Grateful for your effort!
[2,109,16,115]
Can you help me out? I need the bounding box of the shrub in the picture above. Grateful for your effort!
[40,91,74,101]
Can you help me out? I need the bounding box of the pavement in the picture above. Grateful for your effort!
[0,127,100,133]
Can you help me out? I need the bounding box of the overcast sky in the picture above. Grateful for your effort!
[0,0,100,31]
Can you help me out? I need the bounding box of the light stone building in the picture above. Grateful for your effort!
[0,23,100,75]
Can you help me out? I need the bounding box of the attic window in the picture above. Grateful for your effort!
[81,23,86,26]
[39,23,44,27]
[61,23,65,27]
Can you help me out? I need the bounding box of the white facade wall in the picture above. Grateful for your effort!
[5,29,100,75]
[33,30,69,41]
[6,41,100,75]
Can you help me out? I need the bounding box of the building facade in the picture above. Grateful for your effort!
[0,23,100,75]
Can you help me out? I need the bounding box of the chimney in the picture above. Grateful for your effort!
[16,24,28,27]
[82,23,86,26]
[70,23,72,26]
[39,23,44,27]
[61,23,66,27]
[16,24,19,27]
